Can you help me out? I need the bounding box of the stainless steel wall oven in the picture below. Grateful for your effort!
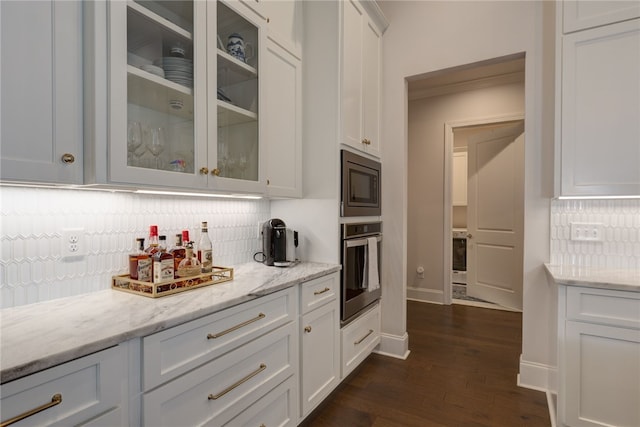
[341,221,382,325]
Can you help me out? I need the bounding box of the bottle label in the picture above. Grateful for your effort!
[199,249,213,272]
[137,258,152,282]
[153,259,174,283]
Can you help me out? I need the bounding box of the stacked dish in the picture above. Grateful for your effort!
[155,57,193,88]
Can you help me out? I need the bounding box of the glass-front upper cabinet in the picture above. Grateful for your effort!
[108,0,207,189]
[211,1,264,193]
[106,0,264,193]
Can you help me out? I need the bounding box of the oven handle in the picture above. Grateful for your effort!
[345,235,382,248]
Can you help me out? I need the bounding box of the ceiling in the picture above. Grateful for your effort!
[407,54,525,101]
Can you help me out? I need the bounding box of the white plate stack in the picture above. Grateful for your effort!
[155,57,193,88]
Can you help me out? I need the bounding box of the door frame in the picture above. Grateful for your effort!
[443,113,524,305]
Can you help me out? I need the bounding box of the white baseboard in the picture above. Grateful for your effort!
[374,332,410,360]
[518,354,557,394]
[546,391,557,427]
[407,287,444,304]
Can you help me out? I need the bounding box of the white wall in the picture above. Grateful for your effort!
[407,83,524,297]
[378,0,557,389]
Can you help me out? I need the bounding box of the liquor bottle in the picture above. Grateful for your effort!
[145,225,160,254]
[129,238,152,282]
[177,242,201,277]
[153,240,174,284]
[170,233,186,278]
[158,235,168,251]
[197,221,213,273]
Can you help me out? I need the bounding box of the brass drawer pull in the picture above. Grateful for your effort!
[304,326,312,333]
[313,287,331,295]
[207,313,265,339]
[208,364,267,400]
[354,329,374,345]
[1,393,62,427]
[199,167,209,175]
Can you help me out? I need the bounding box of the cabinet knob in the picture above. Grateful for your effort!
[199,167,209,175]
[211,168,220,176]
[61,153,75,164]
[361,139,371,145]
[466,233,473,239]
[304,326,312,333]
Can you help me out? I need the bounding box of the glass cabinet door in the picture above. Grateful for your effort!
[109,0,207,188]
[213,1,263,190]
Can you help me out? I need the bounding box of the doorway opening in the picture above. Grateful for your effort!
[406,53,525,311]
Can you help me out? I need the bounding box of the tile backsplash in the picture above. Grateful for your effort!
[0,187,270,308]
[550,199,640,269]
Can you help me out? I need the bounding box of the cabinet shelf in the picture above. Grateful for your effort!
[127,65,194,119]
[217,49,257,86]
[128,1,192,42]
[217,100,257,127]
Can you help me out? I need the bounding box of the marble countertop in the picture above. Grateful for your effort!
[544,263,640,292]
[0,261,340,384]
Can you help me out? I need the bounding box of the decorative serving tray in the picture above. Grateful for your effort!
[112,266,234,298]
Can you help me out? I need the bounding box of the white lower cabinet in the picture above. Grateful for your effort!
[0,346,126,427]
[341,302,380,378]
[140,286,298,427]
[299,274,340,419]
[142,322,297,426]
[558,285,640,427]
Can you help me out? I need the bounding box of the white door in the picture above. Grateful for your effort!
[467,121,524,310]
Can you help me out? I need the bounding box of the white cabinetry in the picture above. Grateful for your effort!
[0,346,126,427]
[452,151,468,206]
[563,0,640,33]
[85,0,266,194]
[0,0,83,185]
[264,37,302,198]
[140,287,298,426]
[341,301,380,378]
[557,285,640,427]
[299,273,340,419]
[556,2,640,196]
[341,0,383,158]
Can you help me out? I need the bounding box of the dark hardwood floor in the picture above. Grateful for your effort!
[300,301,551,427]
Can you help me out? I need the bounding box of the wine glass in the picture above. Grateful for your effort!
[127,121,142,166]
[148,127,166,169]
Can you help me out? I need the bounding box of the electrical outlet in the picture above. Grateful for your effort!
[570,223,603,242]
[62,228,86,258]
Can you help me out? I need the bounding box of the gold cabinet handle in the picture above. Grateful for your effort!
[199,167,209,175]
[0,393,62,427]
[208,364,266,400]
[354,329,374,345]
[304,326,312,333]
[314,287,331,295]
[211,168,220,176]
[61,153,75,164]
[207,313,265,339]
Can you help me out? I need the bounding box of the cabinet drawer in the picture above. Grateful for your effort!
[0,346,123,427]
[143,287,296,390]
[221,376,297,427]
[300,273,338,315]
[567,286,640,329]
[142,322,296,427]
[341,302,380,378]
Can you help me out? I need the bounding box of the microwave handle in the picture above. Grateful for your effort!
[345,235,382,248]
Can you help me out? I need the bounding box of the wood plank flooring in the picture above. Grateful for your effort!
[300,301,551,427]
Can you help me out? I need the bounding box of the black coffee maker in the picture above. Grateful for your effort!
[261,218,298,267]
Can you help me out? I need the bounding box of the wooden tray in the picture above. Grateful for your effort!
[112,266,234,298]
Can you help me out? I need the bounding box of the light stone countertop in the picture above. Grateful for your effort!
[544,263,640,292]
[0,261,341,384]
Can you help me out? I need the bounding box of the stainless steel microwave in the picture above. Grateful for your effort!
[341,150,381,217]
